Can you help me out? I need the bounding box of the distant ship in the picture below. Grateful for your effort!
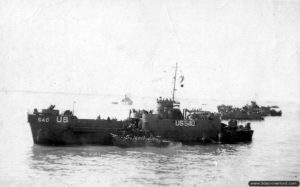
[217,101,282,120]
[27,63,253,145]
[121,94,133,105]
[270,108,282,116]
[217,101,264,120]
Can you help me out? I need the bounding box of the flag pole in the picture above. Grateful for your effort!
[172,62,178,102]
[72,101,76,115]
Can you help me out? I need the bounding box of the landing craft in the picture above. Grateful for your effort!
[127,98,222,142]
[27,63,253,145]
[217,101,282,120]
[28,105,124,145]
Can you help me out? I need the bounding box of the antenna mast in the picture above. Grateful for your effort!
[172,62,178,101]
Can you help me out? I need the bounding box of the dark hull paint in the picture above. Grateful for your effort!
[270,110,282,116]
[28,113,253,145]
[28,114,124,145]
[145,118,221,142]
[221,113,264,120]
[221,130,254,143]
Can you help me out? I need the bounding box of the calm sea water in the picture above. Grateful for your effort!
[0,93,299,186]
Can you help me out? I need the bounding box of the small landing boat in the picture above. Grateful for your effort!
[219,120,254,143]
[110,134,171,148]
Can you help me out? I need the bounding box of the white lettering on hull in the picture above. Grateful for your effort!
[37,116,69,124]
[56,116,69,123]
[37,117,49,123]
[175,120,195,127]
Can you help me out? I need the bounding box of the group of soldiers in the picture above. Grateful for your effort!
[227,119,251,130]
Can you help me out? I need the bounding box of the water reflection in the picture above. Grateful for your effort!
[27,143,253,186]
[29,143,252,162]
[1,94,299,186]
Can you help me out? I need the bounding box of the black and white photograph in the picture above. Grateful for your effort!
[0,0,299,186]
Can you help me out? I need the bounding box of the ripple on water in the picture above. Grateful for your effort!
[1,103,300,186]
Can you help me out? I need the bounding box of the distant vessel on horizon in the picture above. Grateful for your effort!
[217,101,282,120]
[121,94,133,105]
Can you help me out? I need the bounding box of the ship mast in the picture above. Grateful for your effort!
[172,62,178,102]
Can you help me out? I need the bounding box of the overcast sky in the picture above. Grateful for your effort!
[1,0,299,103]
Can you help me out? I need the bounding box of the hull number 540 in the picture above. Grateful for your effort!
[38,117,49,123]
[38,116,69,123]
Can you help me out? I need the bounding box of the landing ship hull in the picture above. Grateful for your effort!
[28,114,124,145]
[28,114,222,144]
[141,114,222,142]
[28,106,253,145]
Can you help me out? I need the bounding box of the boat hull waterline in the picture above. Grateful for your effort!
[28,107,253,145]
